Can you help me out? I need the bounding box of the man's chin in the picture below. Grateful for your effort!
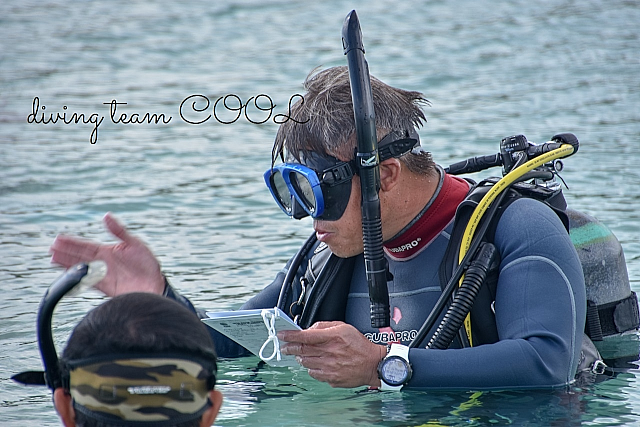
[325,243,363,259]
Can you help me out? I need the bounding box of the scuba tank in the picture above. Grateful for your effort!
[568,209,640,366]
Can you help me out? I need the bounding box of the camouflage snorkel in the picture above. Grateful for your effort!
[342,10,391,328]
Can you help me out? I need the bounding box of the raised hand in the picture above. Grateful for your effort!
[50,213,165,297]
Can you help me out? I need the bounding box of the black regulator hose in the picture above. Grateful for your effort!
[342,10,390,328]
[277,232,317,312]
[427,243,498,349]
[409,186,508,349]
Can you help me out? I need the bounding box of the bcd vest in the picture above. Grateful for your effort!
[281,178,637,349]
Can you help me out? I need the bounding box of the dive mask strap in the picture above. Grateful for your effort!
[377,130,420,162]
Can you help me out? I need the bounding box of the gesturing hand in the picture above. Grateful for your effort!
[49,213,165,297]
[278,321,386,388]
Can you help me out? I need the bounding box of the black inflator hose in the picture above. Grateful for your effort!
[427,242,498,349]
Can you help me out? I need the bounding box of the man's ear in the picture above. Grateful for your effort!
[379,158,402,192]
[53,388,76,427]
[199,390,223,427]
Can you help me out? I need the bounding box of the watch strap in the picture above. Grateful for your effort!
[379,343,410,391]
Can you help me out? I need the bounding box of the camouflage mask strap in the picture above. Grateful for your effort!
[68,356,214,425]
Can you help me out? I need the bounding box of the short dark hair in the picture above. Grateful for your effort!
[272,66,435,175]
[61,293,217,427]
[62,293,216,361]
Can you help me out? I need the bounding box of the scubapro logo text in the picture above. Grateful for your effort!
[389,238,421,253]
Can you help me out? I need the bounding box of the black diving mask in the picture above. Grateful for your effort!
[264,129,421,221]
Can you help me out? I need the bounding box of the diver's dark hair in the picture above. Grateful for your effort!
[61,292,216,361]
[273,66,435,175]
[61,293,217,427]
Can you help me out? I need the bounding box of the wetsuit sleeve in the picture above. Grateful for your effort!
[161,279,249,358]
[406,198,586,390]
[163,257,303,358]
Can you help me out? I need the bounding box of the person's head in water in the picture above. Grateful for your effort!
[267,66,438,258]
[53,293,222,427]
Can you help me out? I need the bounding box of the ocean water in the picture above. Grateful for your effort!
[1,0,639,425]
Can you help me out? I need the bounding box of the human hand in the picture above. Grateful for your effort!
[49,213,165,297]
[278,321,386,388]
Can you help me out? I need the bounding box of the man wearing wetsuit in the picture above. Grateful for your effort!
[50,66,586,390]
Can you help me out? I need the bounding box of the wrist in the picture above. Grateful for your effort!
[369,344,387,388]
[377,343,412,391]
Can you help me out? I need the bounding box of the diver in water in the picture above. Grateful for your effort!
[14,268,223,427]
[48,65,637,391]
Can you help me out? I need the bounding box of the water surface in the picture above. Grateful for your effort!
[1,0,639,425]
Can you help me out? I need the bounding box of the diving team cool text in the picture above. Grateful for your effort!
[27,94,308,145]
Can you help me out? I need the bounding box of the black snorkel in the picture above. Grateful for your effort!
[342,10,390,328]
[12,262,106,389]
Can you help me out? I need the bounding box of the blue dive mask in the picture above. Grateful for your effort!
[264,130,420,221]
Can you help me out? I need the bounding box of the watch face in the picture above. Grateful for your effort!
[380,355,410,386]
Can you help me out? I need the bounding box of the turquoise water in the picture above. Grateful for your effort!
[1,0,639,425]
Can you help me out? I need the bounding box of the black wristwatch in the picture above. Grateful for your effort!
[377,343,412,391]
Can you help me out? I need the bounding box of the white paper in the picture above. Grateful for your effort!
[202,307,301,367]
